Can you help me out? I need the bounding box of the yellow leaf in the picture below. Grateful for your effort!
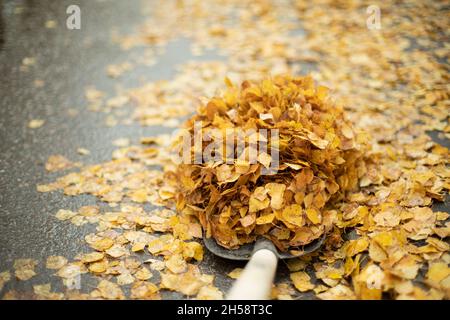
[265,183,286,210]
[427,262,450,284]
[281,204,304,227]
[306,208,322,224]
[256,213,275,225]
[290,271,314,292]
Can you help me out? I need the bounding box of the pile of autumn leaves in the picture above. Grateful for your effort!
[172,75,368,252]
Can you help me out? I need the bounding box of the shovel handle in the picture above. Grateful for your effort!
[226,249,278,300]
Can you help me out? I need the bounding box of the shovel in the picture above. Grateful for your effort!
[204,235,325,300]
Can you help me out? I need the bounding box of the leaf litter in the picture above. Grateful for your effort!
[5,0,449,300]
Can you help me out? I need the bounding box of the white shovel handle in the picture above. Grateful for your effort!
[226,249,278,300]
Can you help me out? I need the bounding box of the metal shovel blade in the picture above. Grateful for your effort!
[204,235,325,261]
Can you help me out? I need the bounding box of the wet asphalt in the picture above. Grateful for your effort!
[0,0,447,300]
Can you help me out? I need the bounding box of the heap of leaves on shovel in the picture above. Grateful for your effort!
[172,75,369,252]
